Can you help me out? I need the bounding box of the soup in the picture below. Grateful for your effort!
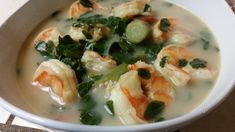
[17,0,220,126]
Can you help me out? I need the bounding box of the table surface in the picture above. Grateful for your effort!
[0,0,235,132]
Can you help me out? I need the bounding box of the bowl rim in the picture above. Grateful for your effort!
[0,0,235,131]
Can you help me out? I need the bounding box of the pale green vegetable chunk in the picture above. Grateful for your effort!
[126,20,149,44]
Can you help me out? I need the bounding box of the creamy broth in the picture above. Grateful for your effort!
[17,0,220,125]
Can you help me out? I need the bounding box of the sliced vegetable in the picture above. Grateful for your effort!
[105,100,114,115]
[159,18,171,33]
[190,58,207,69]
[80,111,102,125]
[110,51,131,64]
[144,101,165,120]
[94,63,128,86]
[160,56,169,68]
[138,68,151,79]
[126,20,150,44]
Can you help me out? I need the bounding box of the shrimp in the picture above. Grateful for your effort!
[128,61,174,105]
[153,18,192,45]
[183,64,215,81]
[32,59,78,105]
[110,71,148,125]
[34,27,61,46]
[168,30,193,45]
[155,45,215,87]
[69,0,105,18]
[112,0,150,19]
[154,45,191,87]
[81,50,117,74]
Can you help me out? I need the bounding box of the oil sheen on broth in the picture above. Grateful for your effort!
[17,0,220,126]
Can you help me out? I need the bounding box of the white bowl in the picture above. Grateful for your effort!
[0,0,235,131]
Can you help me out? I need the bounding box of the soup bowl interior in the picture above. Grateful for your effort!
[0,0,235,131]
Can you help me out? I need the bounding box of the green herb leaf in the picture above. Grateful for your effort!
[146,43,164,61]
[75,15,127,35]
[107,16,127,35]
[144,101,165,120]
[159,18,171,33]
[138,68,151,79]
[80,111,102,125]
[60,58,86,82]
[105,100,114,115]
[200,31,211,50]
[178,59,188,68]
[144,4,152,12]
[118,36,133,52]
[160,56,169,68]
[201,38,210,50]
[78,81,94,97]
[35,35,86,82]
[57,36,84,58]
[80,0,92,8]
[35,41,56,58]
[189,58,207,69]
[82,30,93,39]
